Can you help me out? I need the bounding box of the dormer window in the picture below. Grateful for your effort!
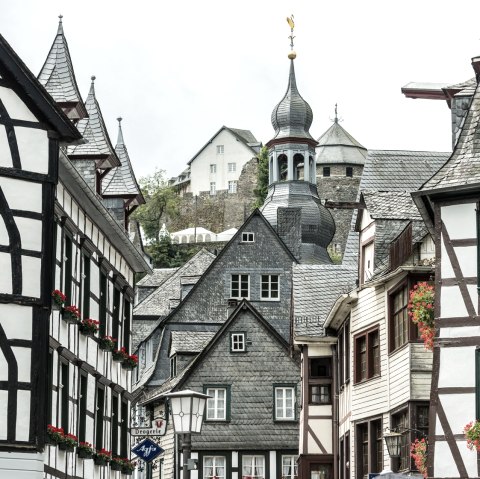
[170,355,177,378]
[231,333,246,352]
[241,232,255,243]
[362,241,375,283]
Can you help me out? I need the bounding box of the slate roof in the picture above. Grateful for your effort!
[134,248,216,317]
[169,331,215,356]
[187,126,259,165]
[102,118,144,204]
[270,60,315,143]
[67,77,120,168]
[362,191,422,221]
[421,79,480,191]
[316,121,367,165]
[361,150,450,191]
[137,268,178,288]
[37,17,87,120]
[293,264,357,337]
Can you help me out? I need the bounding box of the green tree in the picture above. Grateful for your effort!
[132,169,179,242]
[253,146,269,209]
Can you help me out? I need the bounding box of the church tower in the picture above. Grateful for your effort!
[261,19,335,264]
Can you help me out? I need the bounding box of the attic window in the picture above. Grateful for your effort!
[231,333,246,352]
[217,145,224,154]
[241,232,255,243]
[323,167,331,177]
[170,356,177,378]
[346,167,353,177]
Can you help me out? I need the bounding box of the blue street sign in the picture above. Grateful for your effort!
[132,438,164,463]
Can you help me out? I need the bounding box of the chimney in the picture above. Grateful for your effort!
[277,207,302,261]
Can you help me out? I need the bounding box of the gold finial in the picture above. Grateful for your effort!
[287,15,296,60]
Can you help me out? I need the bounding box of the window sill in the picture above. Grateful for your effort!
[273,419,298,423]
[353,374,381,386]
[204,419,230,423]
[308,402,332,406]
[389,339,423,356]
[259,298,280,302]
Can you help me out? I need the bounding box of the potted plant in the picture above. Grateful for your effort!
[121,458,136,475]
[99,335,116,352]
[78,318,99,337]
[94,448,112,466]
[52,289,66,310]
[408,282,435,350]
[410,438,428,478]
[122,354,139,370]
[464,420,480,451]
[110,456,124,471]
[77,441,94,459]
[112,346,128,362]
[46,424,64,445]
[62,305,81,324]
[59,432,78,452]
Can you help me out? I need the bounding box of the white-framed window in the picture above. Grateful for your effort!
[210,164,217,174]
[210,182,216,195]
[228,162,236,172]
[261,274,279,300]
[217,145,224,154]
[231,274,249,299]
[231,333,245,352]
[242,455,265,479]
[228,180,237,193]
[206,387,227,420]
[275,386,295,420]
[241,232,255,243]
[282,455,298,479]
[204,456,226,479]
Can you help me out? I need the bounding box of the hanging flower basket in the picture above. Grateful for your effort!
[77,442,94,459]
[110,457,124,471]
[46,424,65,445]
[112,347,128,362]
[408,282,435,350]
[94,448,112,466]
[62,305,81,324]
[121,458,136,475]
[122,354,138,370]
[410,438,428,478]
[464,420,480,451]
[52,289,67,310]
[98,336,116,352]
[79,318,99,337]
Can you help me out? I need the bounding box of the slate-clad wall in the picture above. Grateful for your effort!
[71,159,97,192]
[186,308,300,450]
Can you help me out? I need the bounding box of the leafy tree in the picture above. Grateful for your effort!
[253,146,269,209]
[146,236,200,268]
[132,169,179,242]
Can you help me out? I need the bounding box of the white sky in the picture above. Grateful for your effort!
[2,0,480,179]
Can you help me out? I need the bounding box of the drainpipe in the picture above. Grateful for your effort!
[332,343,339,479]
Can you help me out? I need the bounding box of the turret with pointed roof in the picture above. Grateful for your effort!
[38,16,87,122]
[102,118,145,226]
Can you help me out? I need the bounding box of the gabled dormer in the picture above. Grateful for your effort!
[38,16,87,122]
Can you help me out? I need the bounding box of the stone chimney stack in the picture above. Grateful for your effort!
[277,207,302,261]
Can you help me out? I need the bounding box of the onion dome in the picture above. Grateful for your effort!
[270,60,315,142]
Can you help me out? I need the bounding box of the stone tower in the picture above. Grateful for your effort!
[261,53,335,264]
[315,112,366,258]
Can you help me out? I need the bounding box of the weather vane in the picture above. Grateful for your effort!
[287,15,295,50]
[330,103,343,124]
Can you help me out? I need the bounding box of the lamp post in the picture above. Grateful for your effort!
[164,390,211,479]
[384,427,426,474]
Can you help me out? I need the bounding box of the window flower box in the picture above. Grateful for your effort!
[94,448,112,466]
[46,424,64,445]
[62,305,80,324]
[79,318,99,337]
[122,354,138,370]
[121,458,136,475]
[112,347,128,362]
[110,457,123,471]
[58,432,77,452]
[99,336,116,352]
[77,442,94,459]
[52,289,66,310]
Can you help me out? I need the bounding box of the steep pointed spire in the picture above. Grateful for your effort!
[102,118,144,206]
[38,16,87,121]
[67,76,120,169]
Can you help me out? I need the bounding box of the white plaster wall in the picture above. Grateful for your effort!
[441,203,476,240]
[0,176,42,212]
[15,127,49,174]
[438,346,474,388]
[0,86,38,121]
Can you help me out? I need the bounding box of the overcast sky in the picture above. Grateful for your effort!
[2,0,480,179]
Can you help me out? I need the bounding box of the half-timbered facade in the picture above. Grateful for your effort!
[412,57,480,479]
[0,20,150,479]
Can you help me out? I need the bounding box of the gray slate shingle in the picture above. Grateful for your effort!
[169,331,215,356]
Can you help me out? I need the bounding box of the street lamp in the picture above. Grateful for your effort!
[384,430,403,458]
[164,390,211,479]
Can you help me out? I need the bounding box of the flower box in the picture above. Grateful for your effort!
[99,336,116,352]
[112,347,128,362]
[58,442,75,452]
[121,458,136,475]
[122,468,133,476]
[52,289,66,309]
[62,305,80,324]
[79,318,99,336]
[94,456,108,466]
[110,458,123,471]
[46,425,65,446]
[122,354,138,370]
[94,448,112,466]
[77,442,94,459]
